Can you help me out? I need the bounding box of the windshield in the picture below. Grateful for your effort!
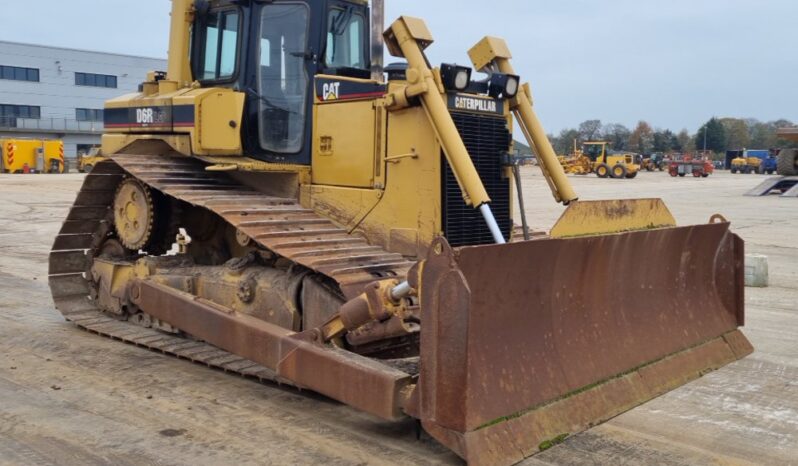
[584,144,603,160]
[325,8,366,69]
[258,4,309,154]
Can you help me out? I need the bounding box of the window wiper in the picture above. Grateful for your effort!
[245,88,300,116]
[289,50,316,61]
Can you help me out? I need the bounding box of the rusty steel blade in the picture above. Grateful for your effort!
[407,222,751,466]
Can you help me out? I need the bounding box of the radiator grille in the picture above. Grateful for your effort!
[442,112,512,247]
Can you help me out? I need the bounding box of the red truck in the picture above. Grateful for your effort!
[669,153,714,178]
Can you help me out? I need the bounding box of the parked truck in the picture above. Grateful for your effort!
[774,128,798,175]
[0,138,65,173]
[729,149,777,174]
[669,153,714,177]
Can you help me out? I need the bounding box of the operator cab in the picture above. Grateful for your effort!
[190,0,372,164]
[583,143,605,162]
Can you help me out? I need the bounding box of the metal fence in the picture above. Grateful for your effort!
[0,117,103,134]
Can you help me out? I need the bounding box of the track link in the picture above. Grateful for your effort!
[111,154,413,299]
[48,155,412,383]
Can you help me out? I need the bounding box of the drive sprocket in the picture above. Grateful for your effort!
[113,178,156,251]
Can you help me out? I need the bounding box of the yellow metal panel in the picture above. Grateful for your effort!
[384,16,434,57]
[105,93,146,108]
[550,199,677,239]
[101,134,192,157]
[375,106,442,256]
[1,139,39,172]
[43,140,65,173]
[305,185,382,231]
[468,36,513,72]
[402,17,434,43]
[305,105,442,258]
[104,89,191,134]
[312,100,376,188]
[198,91,245,152]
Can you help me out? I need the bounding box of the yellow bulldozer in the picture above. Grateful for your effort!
[77,147,107,173]
[49,1,751,464]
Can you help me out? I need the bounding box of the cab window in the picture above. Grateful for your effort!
[199,9,240,81]
[258,4,310,154]
[325,8,366,69]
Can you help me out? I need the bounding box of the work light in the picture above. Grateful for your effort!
[488,73,520,98]
[440,63,472,92]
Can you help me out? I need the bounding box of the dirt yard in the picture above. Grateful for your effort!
[0,169,796,465]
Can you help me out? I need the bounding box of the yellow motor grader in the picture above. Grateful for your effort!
[48,1,751,464]
[559,140,640,178]
[558,140,593,175]
[583,141,640,178]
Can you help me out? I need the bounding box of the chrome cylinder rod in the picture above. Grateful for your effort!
[480,203,507,244]
[389,203,507,300]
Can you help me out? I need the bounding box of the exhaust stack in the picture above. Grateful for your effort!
[371,0,385,82]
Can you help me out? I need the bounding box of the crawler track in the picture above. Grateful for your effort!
[48,155,412,382]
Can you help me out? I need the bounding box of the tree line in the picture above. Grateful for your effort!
[545,118,798,158]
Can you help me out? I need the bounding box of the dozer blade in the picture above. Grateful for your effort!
[406,221,751,466]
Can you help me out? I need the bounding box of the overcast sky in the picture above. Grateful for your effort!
[1,0,794,133]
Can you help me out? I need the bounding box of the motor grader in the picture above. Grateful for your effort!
[557,140,593,175]
[582,141,640,178]
[48,1,751,464]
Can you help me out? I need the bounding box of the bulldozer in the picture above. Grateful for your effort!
[48,1,751,464]
[77,147,107,173]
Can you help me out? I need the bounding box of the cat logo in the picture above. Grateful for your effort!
[322,82,341,101]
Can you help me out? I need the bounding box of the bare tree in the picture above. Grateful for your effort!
[628,121,654,154]
[578,120,602,142]
[601,123,631,150]
[677,129,694,152]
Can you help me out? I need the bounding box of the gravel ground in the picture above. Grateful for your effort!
[0,169,795,465]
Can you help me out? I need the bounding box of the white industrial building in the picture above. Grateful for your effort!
[0,41,166,161]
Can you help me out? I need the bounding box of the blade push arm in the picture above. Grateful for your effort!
[469,37,578,205]
[384,17,505,245]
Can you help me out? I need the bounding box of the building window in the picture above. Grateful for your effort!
[0,104,41,119]
[0,65,39,82]
[76,108,104,121]
[75,72,117,88]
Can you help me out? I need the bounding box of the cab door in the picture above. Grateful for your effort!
[310,2,383,188]
[311,77,382,188]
